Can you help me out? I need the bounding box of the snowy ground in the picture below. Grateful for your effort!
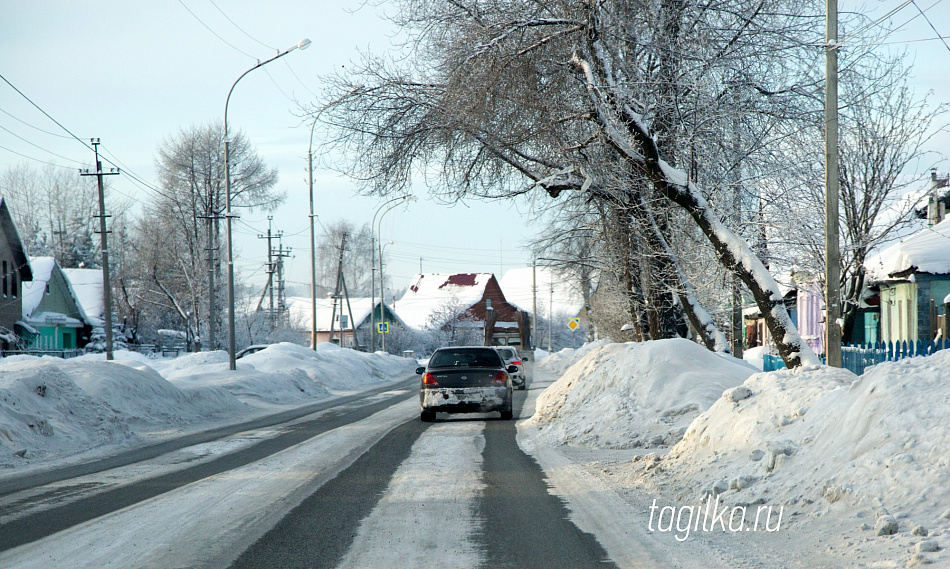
[4,338,949,568]
[0,342,417,473]
[522,340,950,568]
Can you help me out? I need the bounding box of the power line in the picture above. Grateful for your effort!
[0,71,94,153]
[207,0,275,51]
[911,0,950,55]
[0,143,77,170]
[0,107,74,139]
[175,0,255,59]
[0,123,86,166]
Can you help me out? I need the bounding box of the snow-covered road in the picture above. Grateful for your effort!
[0,397,419,569]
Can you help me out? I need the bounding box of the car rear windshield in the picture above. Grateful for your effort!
[497,348,517,360]
[430,348,503,368]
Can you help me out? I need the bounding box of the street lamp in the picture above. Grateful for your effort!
[224,38,310,370]
[307,114,319,351]
[370,195,411,351]
[377,198,414,351]
[380,240,394,351]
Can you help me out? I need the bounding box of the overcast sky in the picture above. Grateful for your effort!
[1,0,949,296]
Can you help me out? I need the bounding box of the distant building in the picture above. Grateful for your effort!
[397,273,528,346]
[865,216,950,344]
[0,198,33,349]
[286,296,402,348]
[61,267,105,325]
[21,257,94,350]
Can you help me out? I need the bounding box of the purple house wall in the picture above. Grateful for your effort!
[797,282,825,355]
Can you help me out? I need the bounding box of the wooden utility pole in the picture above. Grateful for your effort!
[80,139,119,360]
[825,0,842,366]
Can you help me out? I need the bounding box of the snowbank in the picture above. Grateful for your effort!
[651,350,950,537]
[535,339,612,376]
[742,345,769,371]
[527,339,756,448]
[0,343,417,470]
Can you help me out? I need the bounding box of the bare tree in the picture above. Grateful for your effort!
[763,51,945,342]
[126,121,281,347]
[313,0,833,366]
[315,219,379,296]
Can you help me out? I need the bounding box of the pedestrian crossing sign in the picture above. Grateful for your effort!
[377,322,390,333]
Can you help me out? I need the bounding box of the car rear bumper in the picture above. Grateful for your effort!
[420,386,510,413]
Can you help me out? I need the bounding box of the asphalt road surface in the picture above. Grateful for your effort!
[0,380,617,568]
[230,389,615,569]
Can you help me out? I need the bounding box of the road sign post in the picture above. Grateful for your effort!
[567,318,580,349]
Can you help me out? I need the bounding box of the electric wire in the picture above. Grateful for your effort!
[911,0,950,55]
[207,0,275,51]
[0,108,74,139]
[175,0,256,59]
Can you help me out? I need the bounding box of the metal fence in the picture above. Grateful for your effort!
[0,349,83,359]
[763,338,950,375]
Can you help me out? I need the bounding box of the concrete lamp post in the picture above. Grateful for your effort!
[224,38,310,371]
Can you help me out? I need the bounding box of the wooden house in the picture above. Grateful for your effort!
[0,198,33,349]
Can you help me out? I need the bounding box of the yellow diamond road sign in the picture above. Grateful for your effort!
[567,318,580,331]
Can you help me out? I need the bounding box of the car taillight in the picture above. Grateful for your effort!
[422,373,438,386]
[492,371,508,383]
[511,361,522,366]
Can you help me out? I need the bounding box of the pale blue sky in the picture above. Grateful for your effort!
[1,0,948,295]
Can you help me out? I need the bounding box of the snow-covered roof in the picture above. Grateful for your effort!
[865,218,950,282]
[396,273,494,329]
[21,257,93,326]
[499,267,586,318]
[286,296,401,331]
[21,257,56,318]
[25,311,84,328]
[62,268,104,322]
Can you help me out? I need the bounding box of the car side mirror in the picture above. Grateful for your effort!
[415,367,426,375]
[507,365,518,373]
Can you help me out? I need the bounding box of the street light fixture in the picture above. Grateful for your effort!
[370,194,412,351]
[224,38,310,370]
[376,197,414,352]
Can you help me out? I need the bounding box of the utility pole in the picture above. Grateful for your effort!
[825,0,842,367]
[329,233,347,346]
[197,198,222,349]
[80,139,119,361]
[532,260,538,349]
[274,233,292,322]
[257,217,276,327]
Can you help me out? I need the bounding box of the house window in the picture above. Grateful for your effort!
[340,315,348,328]
[11,270,15,298]
[2,260,6,296]
[46,282,51,294]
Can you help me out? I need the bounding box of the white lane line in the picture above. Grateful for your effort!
[335,421,486,569]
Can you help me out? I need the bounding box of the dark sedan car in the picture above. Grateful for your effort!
[417,346,516,422]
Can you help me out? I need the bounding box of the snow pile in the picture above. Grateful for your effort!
[742,345,770,371]
[0,343,417,470]
[535,339,612,377]
[654,350,950,534]
[527,339,756,448]
[0,358,241,467]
